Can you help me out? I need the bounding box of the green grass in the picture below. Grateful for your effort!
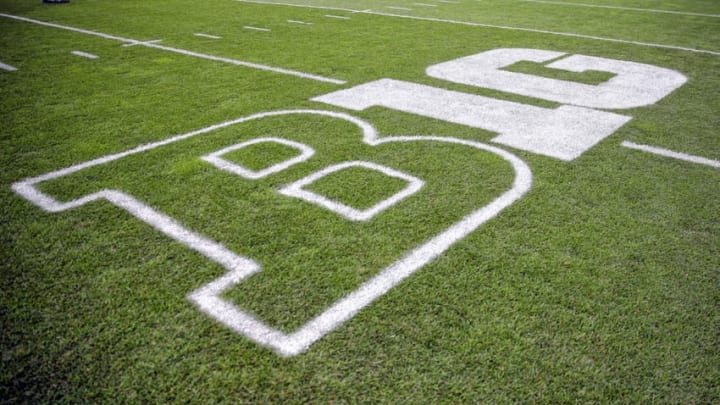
[1,0,719,403]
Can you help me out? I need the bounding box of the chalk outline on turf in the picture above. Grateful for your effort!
[11,109,532,357]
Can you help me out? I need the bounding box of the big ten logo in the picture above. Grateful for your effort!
[14,110,531,356]
[13,48,686,357]
[314,48,687,161]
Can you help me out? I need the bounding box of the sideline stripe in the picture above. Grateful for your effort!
[0,61,18,71]
[0,13,346,84]
[233,0,720,56]
[71,50,99,59]
[621,141,720,169]
[519,0,720,18]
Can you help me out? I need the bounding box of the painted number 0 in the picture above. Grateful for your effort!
[314,48,687,161]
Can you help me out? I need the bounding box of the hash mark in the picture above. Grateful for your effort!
[71,50,98,59]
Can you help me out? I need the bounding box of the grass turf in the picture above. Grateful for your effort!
[1,0,719,402]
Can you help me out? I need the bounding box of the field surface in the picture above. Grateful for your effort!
[1,0,719,402]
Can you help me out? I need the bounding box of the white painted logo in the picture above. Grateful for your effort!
[11,48,687,357]
[314,48,686,160]
[279,161,425,221]
[203,137,315,180]
[12,109,531,357]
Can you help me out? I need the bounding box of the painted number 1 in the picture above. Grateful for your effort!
[313,48,687,161]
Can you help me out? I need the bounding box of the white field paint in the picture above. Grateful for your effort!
[426,48,687,109]
[122,39,162,47]
[518,0,720,18]
[232,1,720,56]
[313,78,631,160]
[12,109,532,357]
[0,13,345,84]
[287,19,313,25]
[437,0,460,3]
[0,61,18,71]
[279,161,425,221]
[194,33,222,39]
[621,141,720,169]
[316,48,688,160]
[202,137,316,179]
[414,3,437,7]
[71,50,99,59]
[386,6,412,11]
[324,14,350,19]
[244,25,272,32]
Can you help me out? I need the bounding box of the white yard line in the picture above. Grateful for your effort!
[519,0,720,18]
[194,32,222,39]
[414,3,437,7]
[0,61,18,71]
[71,50,99,59]
[233,0,720,56]
[325,14,350,19]
[122,39,162,47]
[621,141,720,169]
[386,6,412,11]
[142,42,345,83]
[0,13,345,84]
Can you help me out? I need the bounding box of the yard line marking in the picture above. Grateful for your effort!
[287,19,313,25]
[233,1,720,56]
[325,14,350,19]
[71,50,99,59]
[414,3,437,7]
[122,39,162,47]
[437,0,460,3]
[519,0,720,18]
[386,6,412,11]
[141,42,345,83]
[194,32,222,39]
[0,61,17,71]
[621,141,720,169]
[0,13,345,84]
[244,25,271,31]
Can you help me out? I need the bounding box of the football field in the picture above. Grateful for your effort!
[1,0,719,402]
